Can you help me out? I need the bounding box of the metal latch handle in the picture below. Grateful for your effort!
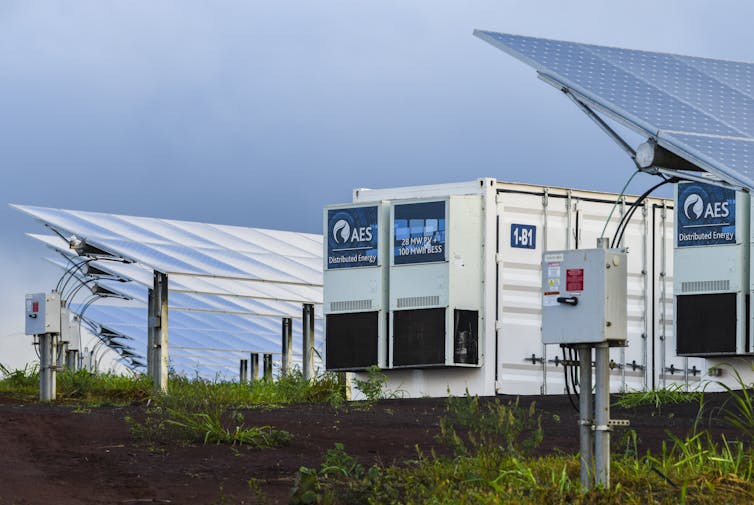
[556,296,579,306]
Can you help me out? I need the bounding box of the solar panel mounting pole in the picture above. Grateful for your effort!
[239,359,248,384]
[302,304,315,380]
[250,353,259,381]
[147,287,155,380]
[281,318,293,375]
[263,354,273,380]
[152,271,169,393]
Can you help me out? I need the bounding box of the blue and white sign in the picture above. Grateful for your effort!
[327,206,379,269]
[393,201,446,265]
[510,223,536,250]
[677,182,736,247]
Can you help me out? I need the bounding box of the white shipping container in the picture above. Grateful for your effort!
[341,179,714,397]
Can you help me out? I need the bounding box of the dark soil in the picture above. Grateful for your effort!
[0,392,736,504]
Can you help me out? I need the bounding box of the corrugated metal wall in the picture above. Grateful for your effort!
[495,184,704,394]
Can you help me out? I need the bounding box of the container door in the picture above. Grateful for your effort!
[652,203,706,391]
[577,198,651,392]
[496,189,573,395]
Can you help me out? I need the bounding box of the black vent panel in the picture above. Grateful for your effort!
[393,308,445,366]
[677,293,737,356]
[325,312,378,370]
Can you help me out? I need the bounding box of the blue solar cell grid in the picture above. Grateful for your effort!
[475,30,754,191]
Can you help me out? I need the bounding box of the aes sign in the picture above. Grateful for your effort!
[677,182,736,247]
[393,201,446,265]
[327,206,379,269]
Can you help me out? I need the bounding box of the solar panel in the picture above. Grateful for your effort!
[44,255,322,318]
[14,205,323,285]
[474,30,754,190]
[77,304,323,378]
[17,206,325,379]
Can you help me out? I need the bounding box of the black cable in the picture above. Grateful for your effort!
[56,257,93,293]
[611,178,670,247]
[611,178,675,248]
[570,347,579,394]
[563,347,579,413]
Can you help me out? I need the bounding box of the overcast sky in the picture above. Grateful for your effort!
[2,1,753,368]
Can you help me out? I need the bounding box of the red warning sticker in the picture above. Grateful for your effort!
[566,268,584,292]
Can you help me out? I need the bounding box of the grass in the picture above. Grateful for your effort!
[290,391,754,505]
[0,364,152,404]
[614,383,704,412]
[0,364,345,407]
[7,363,754,502]
[0,364,342,450]
[0,363,39,398]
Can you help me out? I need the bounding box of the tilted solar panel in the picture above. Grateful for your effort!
[475,30,754,190]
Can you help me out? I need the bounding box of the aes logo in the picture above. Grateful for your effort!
[682,192,729,221]
[331,214,373,245]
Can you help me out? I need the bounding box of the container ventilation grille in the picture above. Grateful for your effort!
[330,299,372,312]
[397,295,440,308]
[681,280,730,293]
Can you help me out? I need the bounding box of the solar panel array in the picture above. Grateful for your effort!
[474,30,754,190]
[15,205,324,379]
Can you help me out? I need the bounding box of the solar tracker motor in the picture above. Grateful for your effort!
[636,140,704,173]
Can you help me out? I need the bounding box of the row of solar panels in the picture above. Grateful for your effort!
[15,205,324,379]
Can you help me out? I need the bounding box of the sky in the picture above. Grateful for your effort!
[2,0,753,369]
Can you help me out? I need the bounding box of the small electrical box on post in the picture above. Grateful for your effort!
[25,292,61,336]
[541,248,627,345]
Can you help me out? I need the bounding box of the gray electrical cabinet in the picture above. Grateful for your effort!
[541,248,627,345]
[25,292,61,336]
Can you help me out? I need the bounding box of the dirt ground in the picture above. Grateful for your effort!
[0,392,735,504]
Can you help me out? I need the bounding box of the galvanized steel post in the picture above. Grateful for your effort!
[239,359,248,384]
[578,345,593,489]
[594,343,611,488]
[151,271,169,393]
[58,342,68,370]
[147,287,155,380]
[263,354,273,380]
[281,317,293,375]
[302,303,315,380]
[250,353,259,381]
[39,333,57,401]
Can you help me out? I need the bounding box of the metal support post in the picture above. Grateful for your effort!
[281,318,293,375]
[302,303,315,380]
[39,333,57,401]
[58,342,68,369]
[66,350,78,371]
[578,345,594,489]
[250,353,259,381]
[147,287,155,380]
[239,359,248,384]
[594,343,611,488]
[39,334,48,401]
[50,333,57,400]
[263,354,273,380]
[152,272,169,392]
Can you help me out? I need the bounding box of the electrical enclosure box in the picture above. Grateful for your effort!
[673,181,750,356]
[389,195,483,367]
[323,202,388,371]
[25,292,61,335]
[60,308,80,350]
[541,248,627,345]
